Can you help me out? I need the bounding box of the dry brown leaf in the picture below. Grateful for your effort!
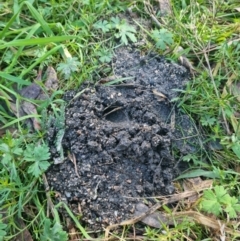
[44,66,59,91]
[183,178,213,191]
[21,101,41,130]
[68,152,80,178]
[62,46,72,59]
[37,66,59,100]
[68,227,80,241]
[234,164,240,173]
[14,217,33,241]
[9,80,41,130]
[42,173,55,218]
[152,89,168,100]
[64,217,81,241]
[0,125,16,137]
[221,73,236,98]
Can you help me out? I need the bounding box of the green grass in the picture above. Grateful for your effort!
[1,0,240,240]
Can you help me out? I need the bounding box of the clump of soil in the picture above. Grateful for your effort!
[46,46,198,229]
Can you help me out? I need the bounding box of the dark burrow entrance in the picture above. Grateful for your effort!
[46,46,199,230]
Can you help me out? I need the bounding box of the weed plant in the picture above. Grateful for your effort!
[0,0,240,240]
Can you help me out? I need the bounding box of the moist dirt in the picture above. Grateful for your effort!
[46,46,199,230]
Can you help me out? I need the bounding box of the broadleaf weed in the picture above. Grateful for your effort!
[111,17,137,45]
[57,57,81,80]
[96,49,113,63]
[24,143,50,178]
[40,219,68,241]
[200,185,240,218]
[93,19,111,33]
[151,29,174,50]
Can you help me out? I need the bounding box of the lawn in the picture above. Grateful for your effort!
[0,0,240,240]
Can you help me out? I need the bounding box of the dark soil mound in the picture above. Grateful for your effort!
[46,46,198,229]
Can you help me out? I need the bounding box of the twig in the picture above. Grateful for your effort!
[42,173,55,218]
[68,152,80,178]
[152,89,168,100]
[144,0,163,27]
[103,106,123,117]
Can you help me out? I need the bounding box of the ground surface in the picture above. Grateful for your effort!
[46,46,198,229]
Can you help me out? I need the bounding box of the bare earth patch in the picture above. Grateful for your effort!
[46,46,199,229]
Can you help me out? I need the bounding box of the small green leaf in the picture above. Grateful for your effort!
[110,16,120,26]
[213,186,232,206]
[40,219,68,241]
[201,199,222,216]
[225,197,240,218]
[0,143,9,153]
[200,115,216,126]
[111,17,137,45]
[57,57,81,79]
[225,205,237,218]
[2,50,14,64]
[34,144,50,161]
[99,55,112,63]
[203,189,216,200]
[232,143,240,159]
[13,147,23,156]
[201,185,240,218]
[93,20,111,33]
[96,50,113,63]
[2,153,12,165]
[214,186,227,200]
[151,29,174,50]
[24,143,50,177]
[125,31,137,43]
[24,144,35,162]
[28,160,50,177]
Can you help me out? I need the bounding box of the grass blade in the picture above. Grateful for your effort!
[0,36,76,49]
[0,114,41,129]
[0,73,30,86]
[55,202,92,240]
[0,5,22,39]
[23,1,53,36]
[6,23,41,73]
[175,169,220,180]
